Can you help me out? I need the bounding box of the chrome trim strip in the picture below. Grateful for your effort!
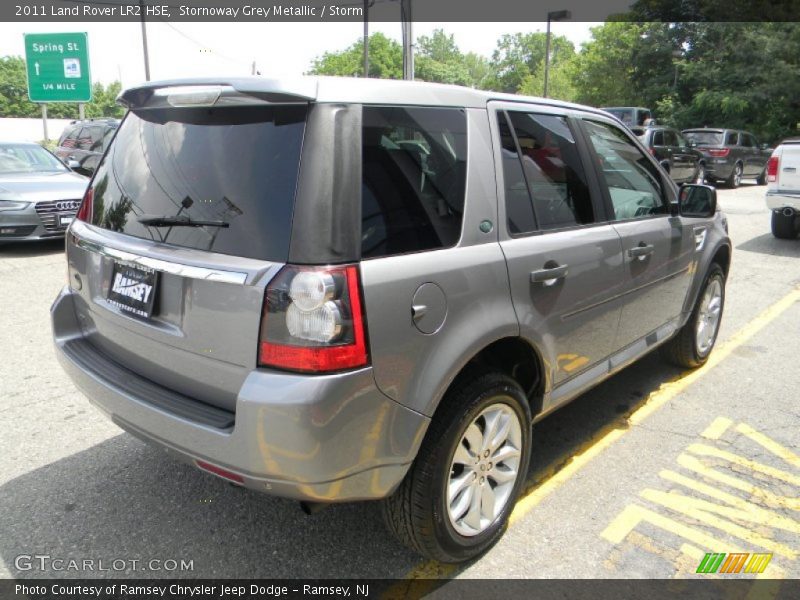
[74,237,249,285]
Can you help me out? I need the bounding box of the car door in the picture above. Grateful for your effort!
[665,129,692,182]
[674,131,699,182]
[490,103,626,396]
[740,133,761,177]
[578,117,695,351]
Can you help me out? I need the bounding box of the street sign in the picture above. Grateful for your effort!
[24,32,91,103]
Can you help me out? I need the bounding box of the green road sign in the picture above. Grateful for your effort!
[24,32,91,103]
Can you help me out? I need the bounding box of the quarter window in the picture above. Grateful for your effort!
[583,120,667,221]
[361,106,467,259]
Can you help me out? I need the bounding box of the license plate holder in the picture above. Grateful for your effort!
[108,262,158,319]
[59,215,74,227]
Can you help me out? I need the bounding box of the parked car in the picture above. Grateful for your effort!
[52,77,731,563]
[632,125,705,184]
[0,141,88,242]
[602,107,654,128]
[765,139,800,239]
[54,118,120,176]
[682,128,771,188]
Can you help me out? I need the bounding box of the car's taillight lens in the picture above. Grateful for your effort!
[258,264,369,373]
[76,186,93,222]
[767,156,780,182]
[708,148,731,158]
[648,147,656,156]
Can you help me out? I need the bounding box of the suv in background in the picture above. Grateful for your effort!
[682,128,771,188]
[602,107,654,128]
[632,125,704,184]
[54,118,120,176]
[765,139,800,239]
[52,77,731,563]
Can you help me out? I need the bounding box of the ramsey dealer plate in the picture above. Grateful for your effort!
[108,262,158,319]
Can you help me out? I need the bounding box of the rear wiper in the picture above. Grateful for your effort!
[138,215,229,228]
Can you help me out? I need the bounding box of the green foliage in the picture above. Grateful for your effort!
[0,55,124,119]
[307,32,402,79]
[485,32,575,94]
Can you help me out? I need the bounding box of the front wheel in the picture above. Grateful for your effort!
[661,263,725,368]
[382,371,532,563]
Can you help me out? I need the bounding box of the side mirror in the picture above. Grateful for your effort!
[66,159,81,170]
[687,140,697,148]
[760,143,770,151]
[679,184,717,218]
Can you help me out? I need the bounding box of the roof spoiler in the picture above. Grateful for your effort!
[117,77,318,109]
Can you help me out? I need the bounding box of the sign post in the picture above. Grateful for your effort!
[23,32,92,141]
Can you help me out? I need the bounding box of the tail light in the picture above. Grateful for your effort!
[76,186,93,222]
[767,155,780,182]
[258,264,369,373]
[708,148,731,158]
[648,147,656,156]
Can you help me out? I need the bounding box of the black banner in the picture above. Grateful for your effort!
[4,0,800,23]
[1,579,796,600]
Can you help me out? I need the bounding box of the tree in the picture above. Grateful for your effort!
[415,29,472,86]
[485,32,575,94]
[307,33,402,79]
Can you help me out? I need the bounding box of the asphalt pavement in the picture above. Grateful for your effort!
[1,180,798,584]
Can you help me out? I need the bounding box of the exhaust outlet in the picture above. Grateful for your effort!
[299,501,329,515]
[782,207,795,218]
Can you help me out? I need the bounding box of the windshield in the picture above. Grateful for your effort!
[605,108,634,124]
[683,131,723,145]
[88,105,307,262]
[0,143,68,174]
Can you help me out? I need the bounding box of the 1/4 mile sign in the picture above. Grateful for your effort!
[24,32,91,102]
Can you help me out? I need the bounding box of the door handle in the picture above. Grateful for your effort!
[530,264,569,285]
[628,244,655,260]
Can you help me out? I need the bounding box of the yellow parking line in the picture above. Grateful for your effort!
[736,423,800,468]
[401,287,800,580]
[687,444,800,487]
[701,417,733,440]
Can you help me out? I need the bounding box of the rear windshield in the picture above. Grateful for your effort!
[605,108,634,124]
[88,105,307,262]
[683,131,723,146]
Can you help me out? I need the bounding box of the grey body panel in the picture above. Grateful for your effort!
[52,287,428,502]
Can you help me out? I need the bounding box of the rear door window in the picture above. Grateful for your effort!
[663,130,678,147]
[60,126,79,149]
[88,105,307,262]
[361,106,467,259]
[583,120,667,221]
[503,111,594,231]
[725,131,740,146]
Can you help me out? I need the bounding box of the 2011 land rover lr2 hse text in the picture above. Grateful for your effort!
[52,77,731,563]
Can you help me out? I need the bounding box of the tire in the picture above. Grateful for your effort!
[756,165,768,186]
[660,263,725,369]
[382,370,532,563]
[771,211,798,239]
[694,163,706,184]
[725,162,743,188]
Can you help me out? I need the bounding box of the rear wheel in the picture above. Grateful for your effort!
[382,371,531,563]
[725,162,743,188]
[771,211,798,239]
[661,264,725,369]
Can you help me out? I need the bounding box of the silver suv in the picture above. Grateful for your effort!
[51,77,730,563]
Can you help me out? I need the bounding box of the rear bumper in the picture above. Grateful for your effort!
[52,287,428,502]
[766,191,800,212]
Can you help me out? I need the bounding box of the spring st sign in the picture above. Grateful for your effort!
[24,32,92,102]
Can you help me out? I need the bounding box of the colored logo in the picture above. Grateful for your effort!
[696,553,772,574]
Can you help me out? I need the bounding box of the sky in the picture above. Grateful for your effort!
[0,21,598,87]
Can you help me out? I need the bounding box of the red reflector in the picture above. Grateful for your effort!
[708,148,730,158]
[76,186,93,222]
[195,460,244,484]
[767,156,779,182]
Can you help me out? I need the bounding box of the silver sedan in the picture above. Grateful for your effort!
[0,141,88,242]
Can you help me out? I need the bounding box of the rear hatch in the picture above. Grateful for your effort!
[683,130,724,156]
[67,90,308,412]
[777,141,800,191]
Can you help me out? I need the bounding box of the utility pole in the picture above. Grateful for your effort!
[401,0,413,80]
[140,0,151,81]
[543,9,571,98]
[41,104,48,143]
[363,0,369,77]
